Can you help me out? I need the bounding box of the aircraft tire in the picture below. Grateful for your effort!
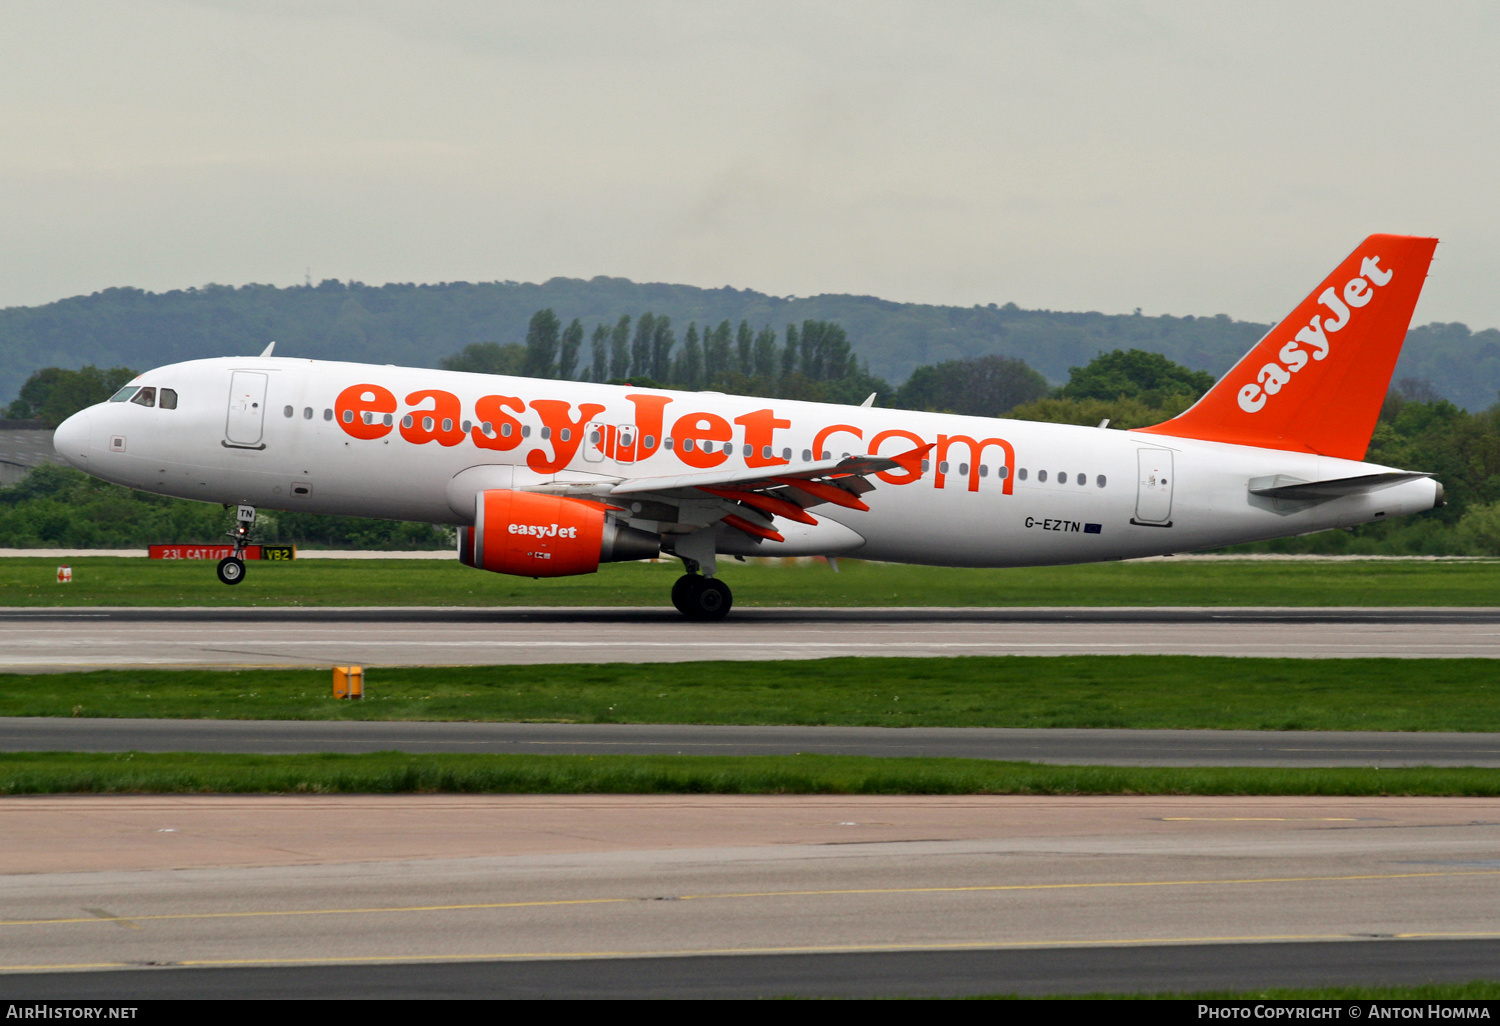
[670,573,699,614]
[216,557,246,586]
[683,577,732,621]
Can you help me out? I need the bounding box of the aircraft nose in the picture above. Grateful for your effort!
[53,410,91,467]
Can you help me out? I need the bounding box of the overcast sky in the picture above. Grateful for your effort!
[4,1,1498,329]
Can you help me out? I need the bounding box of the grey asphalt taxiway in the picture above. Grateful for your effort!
[6,940,1500,999]
[4,605,1500,669]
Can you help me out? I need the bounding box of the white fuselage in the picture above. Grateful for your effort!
[53,356,1441,567]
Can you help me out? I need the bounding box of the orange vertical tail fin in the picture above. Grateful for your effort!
[1137,234,1437,460]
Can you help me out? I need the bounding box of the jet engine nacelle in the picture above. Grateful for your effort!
[457,489,659,577]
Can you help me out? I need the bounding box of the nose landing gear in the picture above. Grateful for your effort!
[216,504,256,587]
[671,573,733,620]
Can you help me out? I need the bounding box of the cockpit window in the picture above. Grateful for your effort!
[159,388,178,410]
[109,386,140,403]
[130,387,157,408]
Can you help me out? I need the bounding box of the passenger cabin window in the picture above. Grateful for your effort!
[109,386,139,403]
[130,387,156,408]
[159,389,178,410]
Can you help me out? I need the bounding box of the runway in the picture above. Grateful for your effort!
[4,795,1499,997]
[7,717,1500,767]
[4,606,1500,669]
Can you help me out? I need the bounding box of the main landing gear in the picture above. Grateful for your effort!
[671,573,732,620]
[216,504,256,587]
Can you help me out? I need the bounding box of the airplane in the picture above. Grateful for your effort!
[52,234,1443,619]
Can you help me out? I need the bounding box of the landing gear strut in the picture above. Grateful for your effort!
[217,504,256,587]
[671,573,732,620]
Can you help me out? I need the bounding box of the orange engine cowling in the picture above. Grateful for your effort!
[457,489,658,578]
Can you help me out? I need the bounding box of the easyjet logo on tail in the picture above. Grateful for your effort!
[1237,255,1393,414]
[1137,233,1437,461]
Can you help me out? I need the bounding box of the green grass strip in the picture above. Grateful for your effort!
[5,556,1500,607]
[10,655,1500,732]
[4,752,1499,796]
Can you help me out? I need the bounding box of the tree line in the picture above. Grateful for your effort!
[440,310,878,405]
[5,276,1497,416]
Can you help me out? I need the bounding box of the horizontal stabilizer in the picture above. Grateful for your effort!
[1248,471,1431,501]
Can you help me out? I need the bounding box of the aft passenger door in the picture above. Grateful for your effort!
[225,371,268,449]
[1133,448,1174,525]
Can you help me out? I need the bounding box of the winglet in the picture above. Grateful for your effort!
[1137,234,1437,460]
[888,443,935,475]
[259,341,277,357]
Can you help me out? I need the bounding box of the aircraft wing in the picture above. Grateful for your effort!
[607,445,930,540]
[531,444,931,543]
[609,448,922,496]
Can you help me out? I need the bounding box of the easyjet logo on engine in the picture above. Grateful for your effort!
[1237,255,1394,414]
[509,523,579,538]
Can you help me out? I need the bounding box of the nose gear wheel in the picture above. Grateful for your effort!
[216,556,246,585]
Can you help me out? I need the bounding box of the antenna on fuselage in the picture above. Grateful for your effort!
[260,341,276,357]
